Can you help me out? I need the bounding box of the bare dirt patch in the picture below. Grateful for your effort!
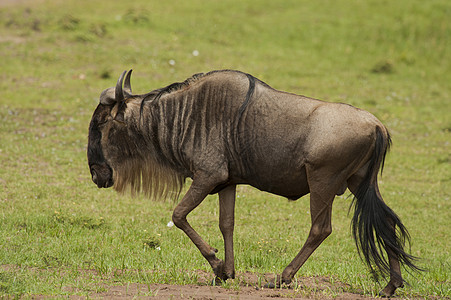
[3,265,414,299]
[59,270,395,299]
[90,282,359,300]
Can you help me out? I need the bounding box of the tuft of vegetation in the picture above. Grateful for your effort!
[0,0,450,298]
[53,211,106,229]
[371,60,395,74]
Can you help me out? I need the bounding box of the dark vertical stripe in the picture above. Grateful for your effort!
[238,74,256,122]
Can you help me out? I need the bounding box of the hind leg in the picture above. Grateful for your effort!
[277,165,349,286]
[279,189,334,285]
[277,163,356,286]
[379,217,404,297]
[379,243,404,297]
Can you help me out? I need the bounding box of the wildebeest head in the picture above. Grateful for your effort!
[87,70,184,198]
[87,70,134,189]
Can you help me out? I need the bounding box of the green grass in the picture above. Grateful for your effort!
[1,0,450,298]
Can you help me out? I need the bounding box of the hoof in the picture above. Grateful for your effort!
[211,276,223,286]
[379,290,391,298]
[210,273,234,286]
[263,276,291,289]
[263,282,277,289]
[379,281,403,298]
[263,282,291,289]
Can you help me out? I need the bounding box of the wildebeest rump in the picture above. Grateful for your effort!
[87,70,420,297]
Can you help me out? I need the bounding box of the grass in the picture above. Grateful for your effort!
[0,0,450,298]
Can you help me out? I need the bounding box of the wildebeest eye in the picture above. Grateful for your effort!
[97,120,108,127]
[96,116,111,127]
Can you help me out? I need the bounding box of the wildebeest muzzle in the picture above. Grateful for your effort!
[90,163,114,188]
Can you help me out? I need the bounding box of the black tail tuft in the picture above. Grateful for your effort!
[350,127,422,281]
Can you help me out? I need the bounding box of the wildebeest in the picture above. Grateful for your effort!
[87,69,420,297]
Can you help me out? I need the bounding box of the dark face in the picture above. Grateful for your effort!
[87,103,115,188]
[88,69,137,189]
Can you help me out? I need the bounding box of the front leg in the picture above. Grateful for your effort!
[171,175,225,278]
[218,185,236,280]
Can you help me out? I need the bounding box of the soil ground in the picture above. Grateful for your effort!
[40,270,405,299]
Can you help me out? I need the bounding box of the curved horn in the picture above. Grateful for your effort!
[115,70,127,104]
[123,69,133,97]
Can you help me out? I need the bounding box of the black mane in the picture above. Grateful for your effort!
[139,72,205,116]
[138,70,270,118]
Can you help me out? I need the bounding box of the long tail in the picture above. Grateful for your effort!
[350,126,421,280]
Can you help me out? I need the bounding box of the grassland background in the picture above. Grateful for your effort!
[0,0,450,298]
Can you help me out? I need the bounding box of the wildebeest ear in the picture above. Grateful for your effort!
[99,87,116,105]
